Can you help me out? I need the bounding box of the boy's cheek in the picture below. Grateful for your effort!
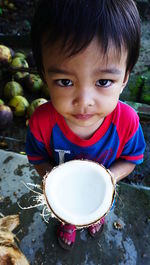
[50,96,68,110]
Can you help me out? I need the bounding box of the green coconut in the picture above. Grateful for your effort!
[26,98,48,119]
[0,104,13,130]
[8,95,29,117]
[0,99,4,105]
[25,74,44,93]
[14,51,26,60]
[4,81,23,100]
[13,71,29,85]
[10,57,29,69]
[0,44,12,66]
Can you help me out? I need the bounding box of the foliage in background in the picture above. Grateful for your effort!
[127,69,150,104]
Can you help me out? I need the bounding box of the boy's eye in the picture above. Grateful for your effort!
[55,79,73,87]
[96,79,112,87]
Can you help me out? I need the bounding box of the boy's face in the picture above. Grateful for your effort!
[42,38,129,137]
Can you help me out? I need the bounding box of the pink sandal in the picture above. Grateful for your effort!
[88,217,105,238]
[57,224,76,250]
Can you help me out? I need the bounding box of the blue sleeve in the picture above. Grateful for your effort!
[120,124,146,164]
[25,126,51,165]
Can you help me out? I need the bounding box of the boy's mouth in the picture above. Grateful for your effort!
[72,114,94,120]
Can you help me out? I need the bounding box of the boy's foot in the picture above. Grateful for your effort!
[88,217,105,238]
[57,224,76,250]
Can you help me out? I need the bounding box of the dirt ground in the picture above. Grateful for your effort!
[0,0,150,187]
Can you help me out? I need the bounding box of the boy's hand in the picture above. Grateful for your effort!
[107,169,116,184]
[34,162,54,177]
[108,159,136,183]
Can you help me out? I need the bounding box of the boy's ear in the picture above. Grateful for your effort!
[120,70,130,94]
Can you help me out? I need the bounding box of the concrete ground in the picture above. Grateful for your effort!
[0,149,150,265]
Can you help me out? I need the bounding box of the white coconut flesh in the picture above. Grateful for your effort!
[45,160,114,226]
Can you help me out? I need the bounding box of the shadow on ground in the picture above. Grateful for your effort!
[0,149,150,265]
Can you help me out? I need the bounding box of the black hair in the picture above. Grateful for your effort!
[31,0,141,77]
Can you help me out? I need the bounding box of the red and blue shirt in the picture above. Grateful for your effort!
[26,101,145,168]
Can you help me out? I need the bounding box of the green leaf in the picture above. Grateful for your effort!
[0,8,3,15]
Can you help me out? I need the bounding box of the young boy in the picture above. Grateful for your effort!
[26,0,146,250]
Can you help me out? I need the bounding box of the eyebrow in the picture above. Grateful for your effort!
[47,67,72,75]
[93,68,122,75]
[47,67,122,76]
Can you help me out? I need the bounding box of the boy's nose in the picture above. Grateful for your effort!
[72,88,95,108]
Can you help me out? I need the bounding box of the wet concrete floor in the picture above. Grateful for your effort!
[0,149,150,265]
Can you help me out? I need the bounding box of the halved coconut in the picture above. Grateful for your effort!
[44,160,115,228]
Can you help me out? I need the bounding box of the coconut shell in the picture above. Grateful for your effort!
[43,160,116,228]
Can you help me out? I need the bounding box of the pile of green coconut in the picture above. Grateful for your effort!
[0,44,49,131]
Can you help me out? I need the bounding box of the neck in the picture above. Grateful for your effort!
[65,118,104,139]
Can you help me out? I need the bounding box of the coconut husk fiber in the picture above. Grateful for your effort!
[0,214,29,265]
